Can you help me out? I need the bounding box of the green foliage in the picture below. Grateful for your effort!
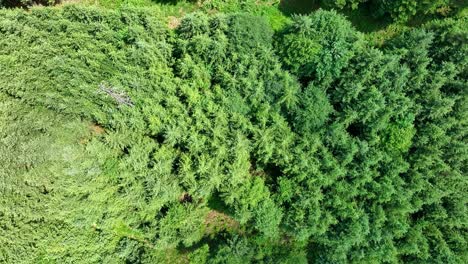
[383,120,416,154]
[0,6,299,262]
[374,0,450,22]
[320,0,367,10]
[276,33,322,76]
[0,4,466,264]
[188,244,210,264]
[276,10,362,83]
[293,83,332,133]
[198,0,290,31]
[384,21,468,263]
[317,0,454,22]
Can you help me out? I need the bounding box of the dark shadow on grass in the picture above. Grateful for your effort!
[279,0,320,16]
[151,0,196,5]
[339,2,392,32]
[1,0,56,8]
[207,191,231,214]
[279,0,391,32]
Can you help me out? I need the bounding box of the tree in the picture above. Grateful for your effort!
[275,10,362,85]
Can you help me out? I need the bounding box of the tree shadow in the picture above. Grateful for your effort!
[279,0,320,16]
[1,0,57,8]
[278,0,391,32]
[152,0,179,4]
[151,0,196,5]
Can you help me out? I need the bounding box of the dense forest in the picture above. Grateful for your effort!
[0,0,467,263]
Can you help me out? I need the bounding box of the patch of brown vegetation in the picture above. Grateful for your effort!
[79,123,105,144]
[89,123,105,135]
[168,16,181,29]
[204,210,241,236]
[250,168,267,177]
[249,163,267,178]
[59,0,84,4]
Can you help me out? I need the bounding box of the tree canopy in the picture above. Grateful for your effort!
[0,2,466,263]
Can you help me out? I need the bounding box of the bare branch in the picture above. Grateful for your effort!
[98,82,134,107]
